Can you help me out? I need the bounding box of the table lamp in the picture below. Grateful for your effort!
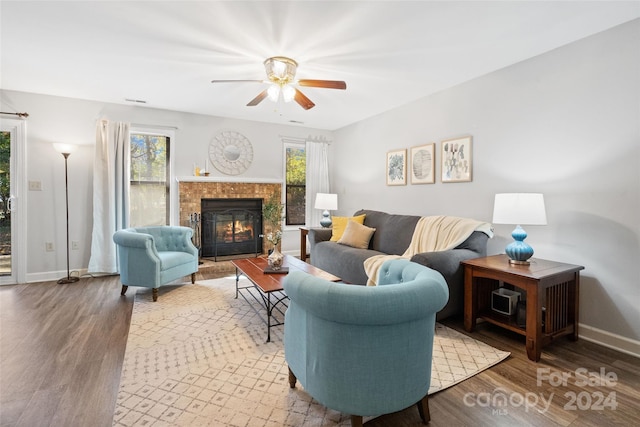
[314,193,338,228]
[492,193,547,265]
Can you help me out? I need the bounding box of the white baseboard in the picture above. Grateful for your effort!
[27,268,89,284]
[579,323,640,359]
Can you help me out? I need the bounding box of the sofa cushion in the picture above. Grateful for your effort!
[313,241,384,285]
[338,220,376,249]
[330,214,366,242]
[354,210,420,255]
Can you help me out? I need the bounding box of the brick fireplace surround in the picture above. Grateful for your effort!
[179,180,282,255]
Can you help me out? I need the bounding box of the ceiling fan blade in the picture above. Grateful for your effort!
[211,79,264,84]
[294,89,315,110]
[298,79,347,90]
[247,90,269,106]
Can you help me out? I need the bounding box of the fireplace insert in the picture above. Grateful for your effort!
[201,198,263,259]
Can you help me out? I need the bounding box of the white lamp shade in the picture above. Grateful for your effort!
[314,193,338,210]
[493,193,547,225]
[53,143,77,155]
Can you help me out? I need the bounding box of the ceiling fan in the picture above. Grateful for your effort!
[211,56,347,110]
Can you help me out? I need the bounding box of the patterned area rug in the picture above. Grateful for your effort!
[113,277,510,426]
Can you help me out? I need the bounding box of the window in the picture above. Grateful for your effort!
[129,133,170,227]
[285,144,306,226]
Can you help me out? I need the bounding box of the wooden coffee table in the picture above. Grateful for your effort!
[231,254,341,342]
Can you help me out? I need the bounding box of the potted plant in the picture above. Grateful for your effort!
[262,191,285,268]
[262,191,284,236]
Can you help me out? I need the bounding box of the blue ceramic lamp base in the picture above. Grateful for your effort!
[505,225,534,265]
[320,210,332,228]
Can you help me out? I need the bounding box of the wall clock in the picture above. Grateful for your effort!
[209,130,253,175]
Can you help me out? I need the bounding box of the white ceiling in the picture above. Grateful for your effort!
[2,1,638,130]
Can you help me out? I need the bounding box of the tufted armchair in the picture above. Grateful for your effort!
[283,259,449,426]
[113,226,199,301]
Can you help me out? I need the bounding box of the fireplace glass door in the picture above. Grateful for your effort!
[201,198,262,259]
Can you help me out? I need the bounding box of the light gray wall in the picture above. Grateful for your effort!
[1,90,330,281]
[331,20,640,342]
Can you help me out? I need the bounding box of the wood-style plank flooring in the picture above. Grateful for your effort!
[1,266,639,427]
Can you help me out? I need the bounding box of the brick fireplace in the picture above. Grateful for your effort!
[179,180,282,256]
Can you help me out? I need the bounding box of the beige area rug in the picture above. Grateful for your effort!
[113,277,510,426]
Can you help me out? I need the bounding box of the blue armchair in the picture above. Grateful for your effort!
[113,226,199,301]
[283,259,449,426]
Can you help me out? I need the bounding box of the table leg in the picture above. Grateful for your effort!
[525,284,543,362]
[464,267,477,332]
[266,292,272,343]
[570,274,580,341]
[235,267,240,299]
[299,227,309,262]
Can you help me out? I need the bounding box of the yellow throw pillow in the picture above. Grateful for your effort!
[337,220,376,249]
[330,214,366,241]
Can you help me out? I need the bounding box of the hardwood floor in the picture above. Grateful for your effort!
[1,267,638,427]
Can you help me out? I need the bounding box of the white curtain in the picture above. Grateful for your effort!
[88,120,130,273]
[305,139,331,227]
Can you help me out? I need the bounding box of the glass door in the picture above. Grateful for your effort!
[0,118,25,285]
[0,131,11,279]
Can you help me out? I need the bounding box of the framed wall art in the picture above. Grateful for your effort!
[441,136,472,183]
[386,149,407,185]
[410,143,435,184]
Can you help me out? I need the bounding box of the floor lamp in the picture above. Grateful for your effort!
[53,143,80,284]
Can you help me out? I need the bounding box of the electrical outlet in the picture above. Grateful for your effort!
[71,241,79,250]
[29,180,42,191]
[45,242,54,252]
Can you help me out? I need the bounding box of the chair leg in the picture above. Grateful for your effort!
[120,285,128,296]
[191,272,196,284]
[152,288,158,302]
[288,366,297,388]
[417,394,430,424]
[350,415,363,427]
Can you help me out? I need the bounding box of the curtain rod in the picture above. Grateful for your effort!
[279,134,332,144]
[0,111,29,118]
[131,122,179,130]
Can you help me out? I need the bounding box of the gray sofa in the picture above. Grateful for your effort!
[308,209,490,319]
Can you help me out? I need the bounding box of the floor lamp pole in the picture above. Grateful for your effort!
[58,152,79,284]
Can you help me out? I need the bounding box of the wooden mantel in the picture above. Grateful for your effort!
[176,176,282,184]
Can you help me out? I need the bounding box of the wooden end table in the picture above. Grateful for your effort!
[462,254,584,362]
[231,255,340,342]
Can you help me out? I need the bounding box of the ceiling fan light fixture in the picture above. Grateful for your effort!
[264,56,297,84]
[281,85,296,103]
[267,84,280,102]
[213,56,345,110]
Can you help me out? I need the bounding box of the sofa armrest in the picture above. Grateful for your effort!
[308,227,332,243]
[308,228,332,255]
[410,248,479,279]
[113,229,155,250]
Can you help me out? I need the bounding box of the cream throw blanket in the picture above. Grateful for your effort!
[364,216,493,285]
